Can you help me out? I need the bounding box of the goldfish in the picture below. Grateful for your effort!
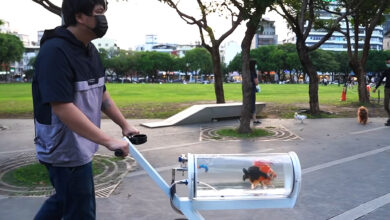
[243,161,277,189]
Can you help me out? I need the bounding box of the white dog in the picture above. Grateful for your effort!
[294,112,307,123]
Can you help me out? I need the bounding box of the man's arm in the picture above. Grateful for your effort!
[51,102,129,156]
[373,71,386,92]
[101,91,139,136]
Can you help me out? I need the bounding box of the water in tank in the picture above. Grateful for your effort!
[193,154,295,200]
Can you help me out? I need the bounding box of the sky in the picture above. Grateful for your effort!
[0,0,289,50]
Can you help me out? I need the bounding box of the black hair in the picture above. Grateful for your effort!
[386,57,390,61]
[62,0,107,26]
[249,59,257,73]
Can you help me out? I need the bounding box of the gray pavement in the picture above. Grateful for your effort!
[0,118,390,220]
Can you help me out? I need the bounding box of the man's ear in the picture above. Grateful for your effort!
[74,13,84,24]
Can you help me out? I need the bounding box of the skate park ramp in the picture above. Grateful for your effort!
[141,102,266,128]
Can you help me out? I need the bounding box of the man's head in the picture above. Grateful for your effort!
[249,59,257,73]
[62,0,108,38]
[386,57,390,68]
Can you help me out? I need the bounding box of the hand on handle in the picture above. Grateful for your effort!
[114,134,147,157]
[107,138,129,157]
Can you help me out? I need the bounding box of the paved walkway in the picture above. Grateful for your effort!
[0,118,389,220]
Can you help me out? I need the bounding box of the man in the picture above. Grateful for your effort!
[32,0,138,219]
[373,57,390,126]
[250,59,261,125]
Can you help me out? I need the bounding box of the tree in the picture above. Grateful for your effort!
[24,56,37,81]
[0,33,24,72]
[184,48,213,78]
[230,0,275,133]
[108,50,133,79]
[158,0,243,103]
[334,51,351,83]
[311,49,338,74]
[366,50,388,74]
[271,0,362,114]
[32,0,61,16]
[335,0,390,103]
[227,52,242,73]
[31,0,127,16]
[135,51,175,82]
[251,45,278,83]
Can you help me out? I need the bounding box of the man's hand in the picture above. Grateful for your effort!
[122,124,140,137]
[106,138,129,157]
[372,88,377,93]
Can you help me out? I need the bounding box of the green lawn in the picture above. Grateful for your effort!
[0,83,362,118]
[217,128,273,138]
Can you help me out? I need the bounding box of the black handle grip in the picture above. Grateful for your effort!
[114,134,147,157]
[115,149,123,157]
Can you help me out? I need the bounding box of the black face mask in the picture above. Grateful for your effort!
[93,15,108,38]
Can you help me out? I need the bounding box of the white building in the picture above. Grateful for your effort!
[92,38,119,51]
[306,1,383,51]
[0,20,11,33]
[1,19,39,77]
[251,18,278,49]
[282,30,297,44]
[135,34,200,57]
[384,32,390,51]
[383,15,390,51]
[223,40,241,64]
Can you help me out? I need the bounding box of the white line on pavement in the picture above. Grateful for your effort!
[329,193,390,220]
[350,126,388,135]
[302,145,390,175]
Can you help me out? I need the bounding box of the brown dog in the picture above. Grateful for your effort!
[357,106,368,125]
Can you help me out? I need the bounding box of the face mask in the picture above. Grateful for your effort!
[92,15,108,38]
[386,64,390,68]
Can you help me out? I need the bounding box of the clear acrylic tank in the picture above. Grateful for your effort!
[187,152,300,202]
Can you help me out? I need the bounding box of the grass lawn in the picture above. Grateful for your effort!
[0,82,376,119]
[1,157,112,187]
[217,128,273,138]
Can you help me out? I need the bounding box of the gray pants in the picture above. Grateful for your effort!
[385,88,390,119]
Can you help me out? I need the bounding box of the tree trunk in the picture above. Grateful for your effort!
[210,48,225,103]
[238,41,253,133]
[350,61,369,103]
[297,41,320,114]
[238,19,259,133]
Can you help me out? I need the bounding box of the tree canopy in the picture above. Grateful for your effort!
[0,33,25,71]
[183,48,212,76]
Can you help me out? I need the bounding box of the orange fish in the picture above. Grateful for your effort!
[243,161,277,189]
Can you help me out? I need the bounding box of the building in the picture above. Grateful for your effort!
[0,19,39,78]
[384,32,390,51]
[135,34,200,57]
[251,18,278,49]
[305,1,383,51]
[37,30,44,45]
[92,38,119,51]
[383,14,390,50]
[282,30,297,44]
[383,14,390,35]
[0,20,11,33]
[222,40,241,64]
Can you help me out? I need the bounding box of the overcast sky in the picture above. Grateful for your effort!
[0,0,289,50]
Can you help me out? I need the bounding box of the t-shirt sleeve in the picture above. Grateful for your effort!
[36,47,74,104]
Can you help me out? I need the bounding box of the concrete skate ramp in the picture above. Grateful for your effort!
[141,102,266,128]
